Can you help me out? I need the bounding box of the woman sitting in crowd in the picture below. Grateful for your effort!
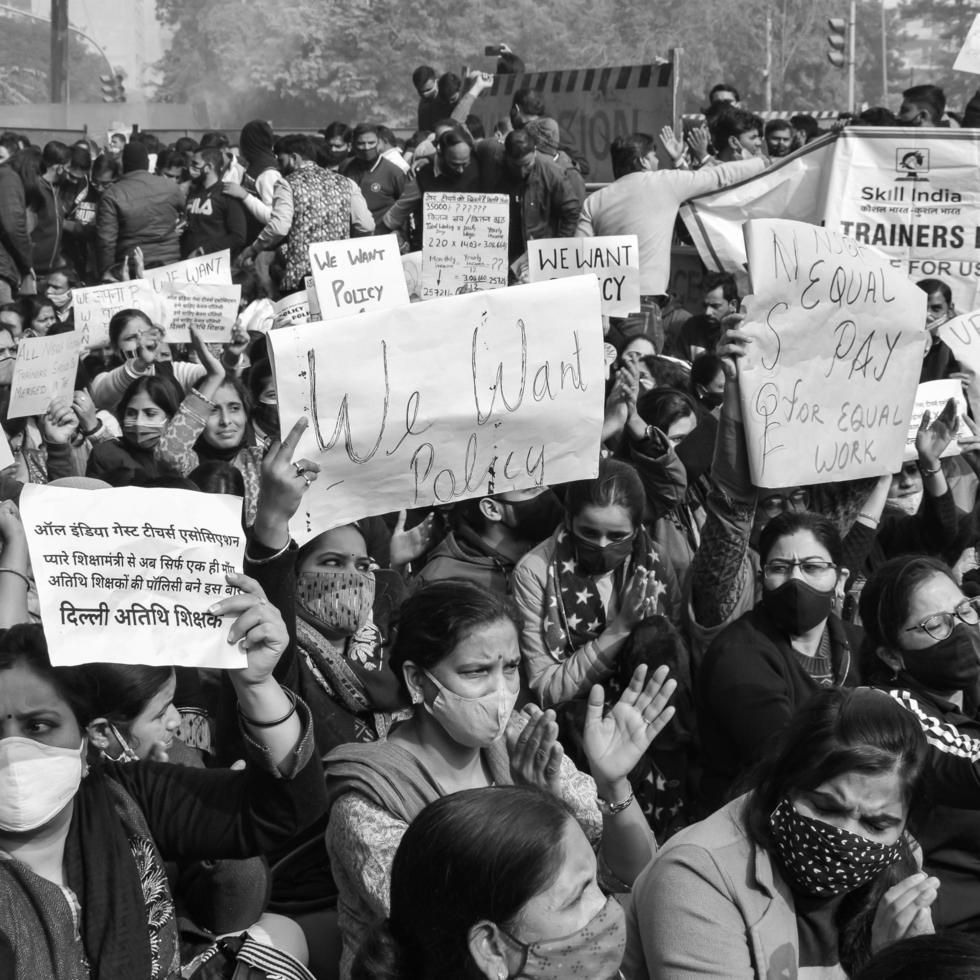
[353,786,628,980]
[626,687,937,979]
[859,554,980,934]
[324,577,675,978]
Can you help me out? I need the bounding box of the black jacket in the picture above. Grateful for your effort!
[0,164,33,287]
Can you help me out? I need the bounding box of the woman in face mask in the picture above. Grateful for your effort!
[859,554,980,934]
[86,375,181,486]
[626,687,935,979]
[0,602,327,980]
[325,578,675,980]
[354,786,629,980]
[696,510,860,813]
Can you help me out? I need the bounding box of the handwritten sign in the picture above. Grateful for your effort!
[8,332,82,419]
[142,250,233,295]
[72,280,165,349]
[905,379,971,460]
[21,485,247,669]
[738,218,926,487]
[421,193,509,298]
[272,290,311,330]
[528,236,640,317]
[159,282,242,343]
[939,309,980,419]
[954,14,980,74]
[308,234,409,320]
[269,277,605,540]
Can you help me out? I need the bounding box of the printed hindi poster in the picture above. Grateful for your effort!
[738,218,926,487]
[308,234,409,319]
[421,193,509,298]
[269,277,606,540]
[939,309,980,418]
[823,127,980,311]
[160,282,242,343]
[904,379,971,459]
[142,250,233,294]
[72,280,165,349]
[8,332,82,419]
[527,236,640,317]
[21,485,247,669]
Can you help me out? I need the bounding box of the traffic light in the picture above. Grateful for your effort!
[100,72,126,103]
[827,17,847,68]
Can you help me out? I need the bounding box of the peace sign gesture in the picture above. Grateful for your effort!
[582,664,676,791]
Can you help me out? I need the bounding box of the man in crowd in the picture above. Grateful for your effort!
[0,149,33,302]
[711,108,764,162]
[898,84,946,127]
[96,141,184,276]
[525,117,586,202]
[764,119,794,158]
[341,124,408,223]
[377,126,410,175]
[576,133,764,351]
[321,122,352,172]
[707,83,741,108]
[415,65,452,132]
[182,147,247,259]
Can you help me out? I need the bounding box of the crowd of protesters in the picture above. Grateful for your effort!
[2,49,980,980]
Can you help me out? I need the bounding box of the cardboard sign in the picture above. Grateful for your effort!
[939,309,980,419]
[72,280,166,349]
[142,250,233,294]
[8,332,82,419]
[421,193,509,298]
[904,379,971,460]
[738,219,926,487]
[528,236,640,316]
[269,277,605,540]
[308,234,409,319]
[823,127,980,311]
[21,485,247,669]
[953,14,980,75]
[159,282,242,343]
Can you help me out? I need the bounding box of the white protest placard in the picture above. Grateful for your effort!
[527,236,640,317]
[738,219,926,487]
[142,250,233,295]
[904,379,971,460]
[269,277,605,540]
[21,485,247,669]
[308,234,409,320]
[421,192,509,298]
[272,290,311,329]
[939,309,980,418]
[823,127,980,312]
[72,280,166,350]
[954,14,980,75]
[159,282,242,343]
[8,332,82,419]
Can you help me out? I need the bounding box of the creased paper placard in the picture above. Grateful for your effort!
[21,485,247,669]
[8,332,82,419]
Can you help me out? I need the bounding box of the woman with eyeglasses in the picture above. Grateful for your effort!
[859,554,980,933]
[695,510,861,813]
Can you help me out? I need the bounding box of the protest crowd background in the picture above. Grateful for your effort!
[9,30,980,980]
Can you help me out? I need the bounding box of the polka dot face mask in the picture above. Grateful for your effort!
[769,797,906,898]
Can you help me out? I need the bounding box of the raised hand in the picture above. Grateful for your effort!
[659,125,684,164]
[41,396,80,445]
[871,872,938,953]
[582,664,676,791]
[253,416,319,549]
[389,509,437,569]
[507,705,564,797]
[916,397,958,468]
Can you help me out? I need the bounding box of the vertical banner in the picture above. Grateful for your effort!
[269,278,606,540]
[738,219,926,487]
[420,193,509,298]
[527,236,640,316]
[308,234,409,320]
[823,127,980,311]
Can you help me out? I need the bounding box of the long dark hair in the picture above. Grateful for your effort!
[116,374,182,428]
[745,687,929,976]
[388,581,517,699]
[352,786,573,980]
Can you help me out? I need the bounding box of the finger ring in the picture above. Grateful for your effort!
[303,476,313,487]
[292,462,306,477]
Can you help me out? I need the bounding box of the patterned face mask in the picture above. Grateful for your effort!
[295,568,375,635]
[500,895,626,980]
[769,797,906,898]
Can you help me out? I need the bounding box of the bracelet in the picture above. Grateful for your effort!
[238,694,297,729]
[596,788,635,817]
[917,460,942,476]
[0,568,30,588]
[857,512,880,527]
[244,540,292,566]
[80,420,103,438]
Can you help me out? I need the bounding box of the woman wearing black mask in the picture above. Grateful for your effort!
[696,510,861,813]
[860,554,980,934]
